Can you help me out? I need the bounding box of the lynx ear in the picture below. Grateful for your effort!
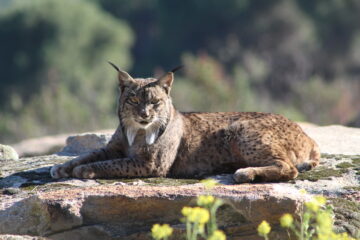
[157,72,174,94]
[156,65,182,94]
[108,61,135,88]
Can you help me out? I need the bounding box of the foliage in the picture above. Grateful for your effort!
[1,0,360,143]
[97,0,360,127]
[171,53,306,123]
[0,0,133,142]
[258,192,357,240]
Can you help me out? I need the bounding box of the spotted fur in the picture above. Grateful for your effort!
[51,67,320,183]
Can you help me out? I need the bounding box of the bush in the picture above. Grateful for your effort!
[0,0,133,142]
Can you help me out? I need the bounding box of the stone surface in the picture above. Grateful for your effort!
[0,183,306,240]
[1,125,360,239]
[60,132,113,155]
[0,235,48,240]
[300,124,360,155]
[0,144,19,161]
[12,130,114,157]
[12,134,69,158]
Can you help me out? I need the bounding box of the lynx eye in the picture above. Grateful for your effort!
[127,96,140,105]
[150,99,160,105]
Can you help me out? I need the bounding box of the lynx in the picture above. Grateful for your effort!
[51,64,320,183]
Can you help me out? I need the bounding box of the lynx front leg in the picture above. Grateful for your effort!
[50,147,123,179]
[71,158,157,179]
[233,160,298,183]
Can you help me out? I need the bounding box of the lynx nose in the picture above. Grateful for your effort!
[139,108,150,119]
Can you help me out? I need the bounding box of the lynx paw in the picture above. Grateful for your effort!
[50,163,72,179]
[233,168,256,183]
[296,161,318,172]
[72,165,96,179]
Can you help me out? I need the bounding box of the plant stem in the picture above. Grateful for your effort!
[210,207,217,235]
[191,222,198,240]
[186,221,191,240]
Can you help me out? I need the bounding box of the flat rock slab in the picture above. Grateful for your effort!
[0,154,359,239]
[1,124,360,239]
[0,182,306,240]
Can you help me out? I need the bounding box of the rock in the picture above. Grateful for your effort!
[0,235,48,240]
[0,125,359,239]
[59,132,113,155]
[12,130,114,157]
[2,188,21,195]
[0,183,306,240]
[12,134,69,158]
[0,144,19,161]
[300,124,360,155]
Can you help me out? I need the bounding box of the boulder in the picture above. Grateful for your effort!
[12,130,114,157]
[12,134,69,158]
[60,132,112,155]
[0,125,359,240]
[0,144,19,161]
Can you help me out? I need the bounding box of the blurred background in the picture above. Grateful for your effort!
[0,0,360,144]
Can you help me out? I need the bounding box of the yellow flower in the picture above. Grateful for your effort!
[314,196,326,205]
[151,224,173,240]
[316,211,333,231]
[305,201,319,212]
[305,195,327,212]
[197,195,215,206]
[208,230,227,240]
[201,179,218,189]
[280,213,293,228]
[181,206,193,217]
[257,220,271,237]
[182,207,210,224]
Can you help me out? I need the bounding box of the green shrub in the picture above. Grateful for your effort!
[0,0,133,142]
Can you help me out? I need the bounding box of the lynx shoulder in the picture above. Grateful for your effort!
[51,65,320,183]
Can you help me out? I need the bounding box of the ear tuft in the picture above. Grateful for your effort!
[108,61,120,72]
[108,61,134,88]
[170,65,183,73]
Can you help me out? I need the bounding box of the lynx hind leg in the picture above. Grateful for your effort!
[233,160,298,183]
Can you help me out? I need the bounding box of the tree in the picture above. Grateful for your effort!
[0,0,134,142]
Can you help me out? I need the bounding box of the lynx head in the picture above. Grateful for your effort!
[109,62,179,146]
